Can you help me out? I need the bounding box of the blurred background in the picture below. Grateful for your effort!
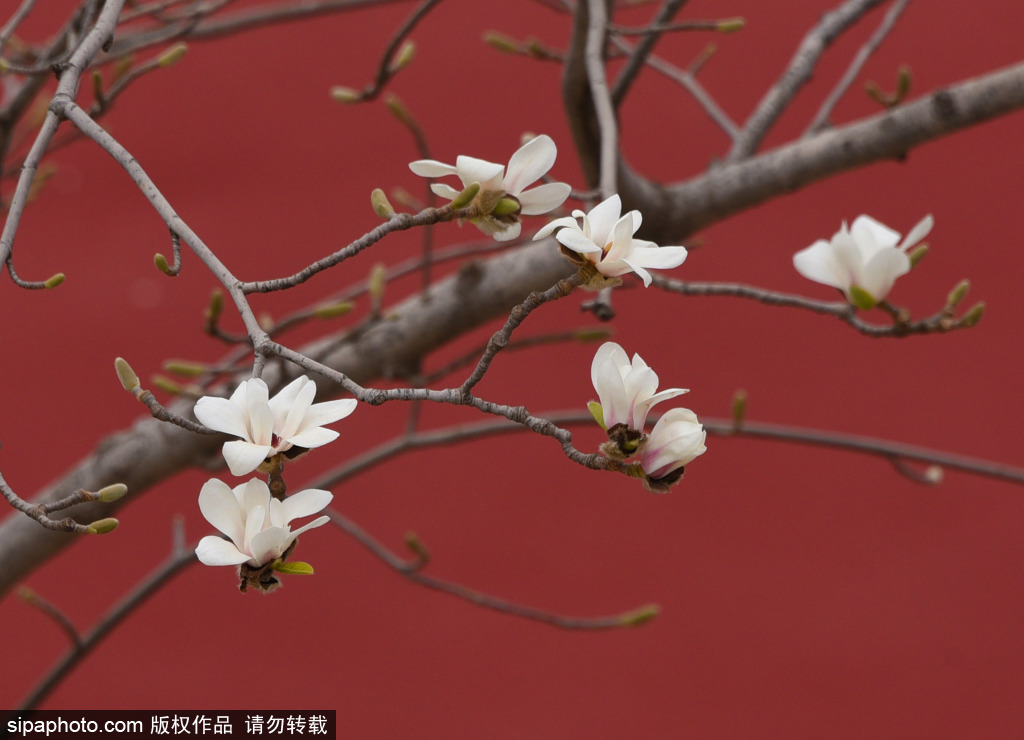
[1,0,1022,736]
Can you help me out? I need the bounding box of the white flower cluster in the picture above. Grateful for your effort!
[590,342,706,492]
[193,376,356,579]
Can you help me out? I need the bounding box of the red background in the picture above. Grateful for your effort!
[2,1,1023,736]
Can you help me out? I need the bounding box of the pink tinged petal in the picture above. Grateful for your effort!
[454,156,505,188]
[517,182,572,215]
[585,195,623,245]
[503,134,557,194]
[430,183,460,200]
[408,159,457,177]
[193,397,250,439]
[198,478,246,543]
[555,228,603,255]
[899,214,934,250]
[622,366,659,429]
[196,536,250,566]
[248,526,292,566]
[222,440,273,476]
[794,239,849,292]
[533,216,580,240]
[284,426,339,449]
[274,489,334,527]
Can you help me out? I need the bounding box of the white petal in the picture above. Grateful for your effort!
[899,214,934,251]
[533,216,580,241]
[490,221,522,242]
[555,229,603,255]
[503,135,557,194]
[409,159,457,177]
[793,239,848,291]
[268,376,308,430]
[248,525,291,566]
[860,248,911,301]
[193,397,250,439]
[198,478,245,543]
[592,354,630,428]
[195,536,250,566]
[276,379,317,440]
[454,156,504,187]
[276,489,334,526]
[430,183,460,200]
[851,215,900,252]
[625,245,688,270]
[619,257,654,287]
[222,440,273,477]
[518,182,571,215]
[586,195,623,245]
[289,515,331,539]
[244,380,274,446]
[284,426,339,449]
[239,478,272,517]
[603,213,639,263]
[301,398,358,429]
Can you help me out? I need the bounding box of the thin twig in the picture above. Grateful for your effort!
[610,0,689,106]
[726,0,888,161]
[805,0,911,135]
[0,0,38,54]
[17,587,82,648]
[328,510,656,630]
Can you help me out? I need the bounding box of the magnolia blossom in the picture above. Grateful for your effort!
[640,408,707,483]
[792,214,934,308]
[194,376,357,476]
[591,342,687,431]
[409,134,571,241]
[533,194,687,287]
[195,477,332,568]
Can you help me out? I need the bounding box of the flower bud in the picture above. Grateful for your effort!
[154,253,171,274]
[87,518,120,535]
[946,279,970,308]
[405,531,431,562]
[314,301,355,319]
[450,182,481,210]
[151,375,182,394]
[960,301,985,328]
[395,41,415,69]
[330,86,360,104]
[97,483,128,502]
[731,388,747,429]
[272,561,314,575]
[164,360,206,377]
[619,603,660,627]
[385,94,414,126]
[573,327,613,342]
[716,17,745,32]
[114,357,140,391]
[924,465,944,485]
[587,401,606,430]
[908,243,928,268]
[371,188,395,219]
[483,31,520,54]
[158,44,188,68]
[206,289,223,322]
[112,56,134,84]
[368,263,387,309]
[44,273,65,289]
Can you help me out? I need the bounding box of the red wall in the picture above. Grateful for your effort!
[2,1,1022,736]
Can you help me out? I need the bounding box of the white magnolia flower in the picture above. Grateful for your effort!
[591,342,688,431]
[409,134,571,241]
[195,477,332,568]
[792,214,934,308]
[194,376,357,476]
[640,408,707,484]
[534,194,687,287]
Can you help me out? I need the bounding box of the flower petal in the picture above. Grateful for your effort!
[503,135,557,194]
[301,398,358,429]
[248,525,291,566]
[533,216,580,241]
[899,214,934,251]
[409,159,457,177]
[193,397,250,439]
[196,536,250,566]
[275,488,334,526]
[430,183,460,200]
[793,239,848,291]
[555,228,603,255]
[490,221,523,242]
[222,440,273,477]
[624,245,688,270]
[198,478,245,544]
[585,195,623,245]
[518,182,572,215]
[454,156,504,188]
[284,426,339,449]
